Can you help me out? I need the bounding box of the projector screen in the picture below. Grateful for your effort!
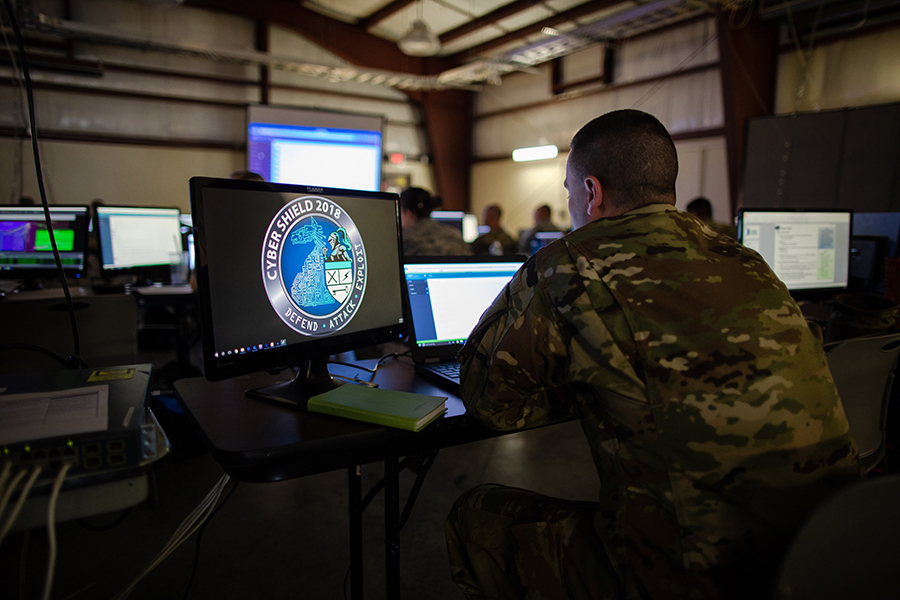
[247,105,384,192]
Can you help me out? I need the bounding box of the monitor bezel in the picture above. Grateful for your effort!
[737,207,854,296]
[0,204,91,278]
[190,177,407,383]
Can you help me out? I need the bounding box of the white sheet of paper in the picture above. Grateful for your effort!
[0,384,109,445]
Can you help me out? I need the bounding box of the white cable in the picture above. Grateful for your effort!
[0,468,29,531]
[113,477,229,599]
[0,465,43,547]
[42,462,73,600]
[111,474,231,600]
[0,461,12,502]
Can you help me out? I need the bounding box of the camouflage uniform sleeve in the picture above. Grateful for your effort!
[458,259,574,431]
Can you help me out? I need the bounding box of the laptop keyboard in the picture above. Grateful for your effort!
[430,361,460,381]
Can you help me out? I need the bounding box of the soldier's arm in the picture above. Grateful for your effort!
[458,263,573,431]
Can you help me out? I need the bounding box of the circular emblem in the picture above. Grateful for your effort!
[262,196,367,336]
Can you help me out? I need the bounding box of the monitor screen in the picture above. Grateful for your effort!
[96,206,184,271]
[530,231,564,254]
[247,105,383,191]
[190,177,406,406]
[431,211,480,243]
[0,205,89,274]
[738,209,852,292]
[404,260,524,347]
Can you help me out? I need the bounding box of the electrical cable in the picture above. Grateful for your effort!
[0,467,28,530]
[181,479,239,600]
[0,465,43,548]
[0,343,84,369]
[42,462,73,600]
[0,461,12,501]
[1,0,81,358]
[111,474,231,600]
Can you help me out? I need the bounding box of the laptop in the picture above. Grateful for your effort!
[403,255,525,390]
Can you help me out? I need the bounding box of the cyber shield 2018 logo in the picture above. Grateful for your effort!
[262,196,367,336]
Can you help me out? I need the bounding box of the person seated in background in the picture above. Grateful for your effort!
[446,108,861,600]
[471,204,518,256]
[686,196,737,239]
[518,203,562,254]
[229,169,265,182]
[17,196,36,206]
[400,187,472,257]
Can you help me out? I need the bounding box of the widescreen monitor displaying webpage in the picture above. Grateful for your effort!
[0,206,89,272]
[97,206,183,270]
[246,106,383,192]
[404,262,522,346]
[739,210,852,291]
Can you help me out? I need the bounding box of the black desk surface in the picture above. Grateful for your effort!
[173,359,499,483]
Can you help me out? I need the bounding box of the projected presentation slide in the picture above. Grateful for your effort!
[740,211,851,291]
[248,123,382,191]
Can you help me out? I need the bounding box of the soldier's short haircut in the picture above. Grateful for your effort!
[569,109,678,212]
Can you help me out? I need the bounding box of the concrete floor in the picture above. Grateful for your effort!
[1,335,600,600]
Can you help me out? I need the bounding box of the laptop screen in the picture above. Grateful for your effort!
[404,260,523,348]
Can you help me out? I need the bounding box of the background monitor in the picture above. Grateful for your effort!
[190,177,406,407]
[0,205,90,277]
[530,231,564,254]
[431,211,480,243]
[247,105,384,192]
[738,209,852,293]
[96,206,184,283]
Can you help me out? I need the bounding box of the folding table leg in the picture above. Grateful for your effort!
[348,465,363,600]
[385,457,401,599]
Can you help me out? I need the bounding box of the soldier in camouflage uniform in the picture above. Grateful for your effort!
[445,110,862,600]
[401,186,473,256]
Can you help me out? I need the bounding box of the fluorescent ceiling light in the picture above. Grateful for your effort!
[512,145,558,162]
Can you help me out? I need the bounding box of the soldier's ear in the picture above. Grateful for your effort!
[585,176,604,220]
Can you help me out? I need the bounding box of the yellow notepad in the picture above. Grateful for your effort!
[307,385,447,432]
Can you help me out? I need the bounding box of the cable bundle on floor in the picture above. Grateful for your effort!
[112,473,232,600]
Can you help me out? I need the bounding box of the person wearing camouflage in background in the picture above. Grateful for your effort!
[400,186,473,257]
[445,109,862,600]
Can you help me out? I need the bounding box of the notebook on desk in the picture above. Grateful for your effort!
[403,256,525,390]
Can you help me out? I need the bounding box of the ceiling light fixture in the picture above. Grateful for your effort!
[398,1,440,57]
[512,145,559,162]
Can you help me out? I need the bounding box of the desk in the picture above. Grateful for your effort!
[174,359,503,599]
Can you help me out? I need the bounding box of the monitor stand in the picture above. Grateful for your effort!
[245,356,342,410]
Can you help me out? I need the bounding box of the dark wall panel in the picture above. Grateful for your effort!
[785,111,845,209]
[837,105,900,212]
[742,102,900,213]
[743,117,791,208]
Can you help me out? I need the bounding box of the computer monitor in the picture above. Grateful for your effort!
[96,206,184,282]
[431,211,480,243]
[738,209,852,294]
[189,177,406,408]
[0,205,90,284]
[529,231,564,254]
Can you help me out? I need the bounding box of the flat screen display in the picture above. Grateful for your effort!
[431,211,480,243]
[247,106,383,191]
[0,205,89,273]
[96,206,183,270]
[738,209,852,292]
[190,177,406,382]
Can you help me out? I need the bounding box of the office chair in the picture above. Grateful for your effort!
[826,331,900,473]
[772,475,900,600]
